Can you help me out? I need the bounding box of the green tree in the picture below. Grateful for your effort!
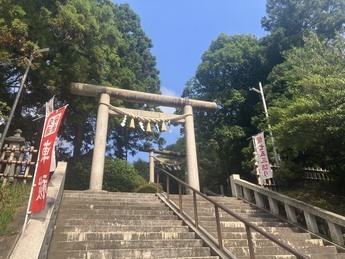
[182,34,266,187]
[261,0,345,68]
[133,158,149,181]
[262,0,345,41]
[0,0,160,159]
[267,32,345,185]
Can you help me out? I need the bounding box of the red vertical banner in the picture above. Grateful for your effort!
[30,106,67,213]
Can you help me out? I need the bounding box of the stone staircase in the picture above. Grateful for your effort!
[168,195,345,259]
[47,191,219,259]
[47,190,345,259]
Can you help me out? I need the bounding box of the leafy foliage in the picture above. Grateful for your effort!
[261,0,345,68]
[262,0,345,41]
[134,182,162,193]
[0,0,160,159]
[179,0,345,194]
[132,158,150,181]
[65,155,146,192]
[182,34,266,186]
[267,33,345,185]
[103,158,146,192]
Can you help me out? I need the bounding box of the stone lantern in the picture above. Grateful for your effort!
[4,129,25,148]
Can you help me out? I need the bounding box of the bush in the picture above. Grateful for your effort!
[135,183,162,193]
[274,161,305,189]
[103,158,146,192]
[65,155,147,192]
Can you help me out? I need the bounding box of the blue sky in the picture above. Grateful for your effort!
[112,1,268,161]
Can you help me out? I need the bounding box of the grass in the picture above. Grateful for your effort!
[0,183,31,235]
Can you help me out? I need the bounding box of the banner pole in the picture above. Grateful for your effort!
[22,110,47,233]
[22,164,38,234]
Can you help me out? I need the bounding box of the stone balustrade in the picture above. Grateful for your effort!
[230,174,345,247]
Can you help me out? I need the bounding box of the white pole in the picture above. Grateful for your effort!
[258,82,280,166]
[22,112,48,233]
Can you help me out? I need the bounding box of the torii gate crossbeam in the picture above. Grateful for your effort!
[71,83,217,192]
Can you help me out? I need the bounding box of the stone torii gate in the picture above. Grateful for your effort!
[139,148,185,183]
[71,83,217,192]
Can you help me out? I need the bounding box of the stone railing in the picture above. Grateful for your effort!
[230,174,345,247]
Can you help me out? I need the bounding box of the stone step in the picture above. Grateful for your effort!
[229,244,339,257]
[237,256,295,259]
[223,238,324,248]
[197,220,290,228]
[61,198,165,204]
[50,239,204,250]
[170,197,255,206]
[242,256,345,259]
[198,215,283,222]
[57,213,178,220]
[61,195,159,201]
[153,257,220,259]
[61,197,160,203]
[306,254,345,259]
[204,226,303,235]
[63,191,156,198]
[216,231,312,240]
[59,203,167,210]
[181,208,272,217]
[53,231,197,242]
[54,225,191,233]
[224,237,330,251]
[60,219,184,227]
[237,256,344,259]
[57,208,175,216]
[174,200,261,208]
[47,247,215,258]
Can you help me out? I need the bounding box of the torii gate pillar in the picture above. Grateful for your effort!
[89,93,110,190]
[149,150,155,183]
[184,105,199,190]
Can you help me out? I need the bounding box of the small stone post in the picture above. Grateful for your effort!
[230,174,240,197]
